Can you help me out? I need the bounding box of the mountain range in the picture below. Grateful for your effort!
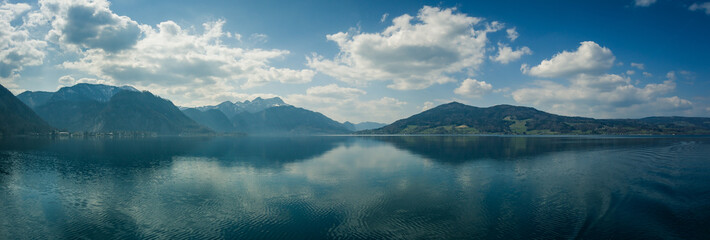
[13,83,208,135]
[230,105,352,134]
[3,82,710,136]
[186,97,361,134]
[361,102,710,135]
[5,83,355,135]
[196,97,290,118]
[18,83,138,108]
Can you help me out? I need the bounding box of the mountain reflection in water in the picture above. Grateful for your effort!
[1,136,709,239]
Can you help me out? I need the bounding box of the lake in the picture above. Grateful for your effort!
[1,136,709,239]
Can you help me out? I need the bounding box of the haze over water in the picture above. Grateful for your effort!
[1,136,709,239]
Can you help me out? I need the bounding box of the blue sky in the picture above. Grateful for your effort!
[1,0,709,123]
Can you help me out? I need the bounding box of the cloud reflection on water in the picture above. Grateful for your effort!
[1,136,709,239]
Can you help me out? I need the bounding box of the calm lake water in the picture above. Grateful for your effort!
[1,136,709,239]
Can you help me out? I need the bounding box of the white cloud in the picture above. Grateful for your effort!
[62,20,315,106]
[490,43,531,64]
[57,75,111,87]
[666,71,676,81]
[643,72,653,77]
[57,75,74,86]
[454,78,492,98]
[493,87,510,93]
[689,2,710,14]
[630,62,645,70]
[305,84,366,99]
[0,2,47,89]
[679,70,695,80]
[2,0,313,106]
[380,13,389,23]
[512,73,692,118]
[21,1,315,107]
[286,84,407,123]
[634,0,657,7]
[308,6,502,90]
[506,27,518,41]
[248,33,268,44]
[421,101,435,111]
[656,96,692,109]
[39,0,141,52]
[522,41,615,78]
[514,41,697,118]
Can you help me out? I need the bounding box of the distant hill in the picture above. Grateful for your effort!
[32,87,209,135]
[182,108,237,132]
[197,97,289,118]
[344,121,388,131]
[361,102,710,135]
[0,83,54,135]
[17,83,137,108]
[231,105,352,135]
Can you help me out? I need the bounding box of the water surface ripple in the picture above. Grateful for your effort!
[1,136,709,239]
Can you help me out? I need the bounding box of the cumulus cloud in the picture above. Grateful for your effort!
[634,0,657,7]
[286,84,407,123]
[512,73,692,118]
[522,41,615,78]
[38,0,141,52]
[0,2,47,88]
[689,2,710,14]
[308,6,503,90]
[0,0,313,106]
[18,1,315,107]
[506,27,518,41]
[62,19,314,106]
[490,43,531,64]
[453,78,492,98]
[514,41,695,117]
